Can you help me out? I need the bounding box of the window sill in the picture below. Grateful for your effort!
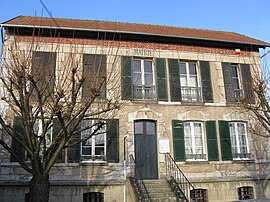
[131,99,158,104]
[232,159,255,163]
[181,102,204,106]
[185,160,209,164]
[225,102,243,107]
[80,161,108,166]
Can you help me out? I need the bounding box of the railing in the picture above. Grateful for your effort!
[133,85,156,100]
[181,87,201,102]
[233,152,251,159]
[165,153,194,201]
[129,154,151,202]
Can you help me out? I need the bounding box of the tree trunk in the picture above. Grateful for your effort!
[29,173,50,202]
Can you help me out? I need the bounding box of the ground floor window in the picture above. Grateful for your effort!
[83,192,104,202]
[81,119,106,161]
[238,186,254,200]
[229,122,250,159]
[184,122,206,160]
[190,189,208,202]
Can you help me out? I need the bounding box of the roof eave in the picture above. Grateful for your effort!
[1,23,270,48]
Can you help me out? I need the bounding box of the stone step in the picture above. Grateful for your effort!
[150,196,178,202]
[144,190,175,196]
[146,187,173,193]
[143,178,179,201]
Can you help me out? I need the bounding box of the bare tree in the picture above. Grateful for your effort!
[0,34,122,202]
[242,54,270,138]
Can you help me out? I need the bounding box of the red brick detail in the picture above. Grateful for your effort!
[15,36,253,56]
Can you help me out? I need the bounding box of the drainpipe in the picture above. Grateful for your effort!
[123,135,128,202]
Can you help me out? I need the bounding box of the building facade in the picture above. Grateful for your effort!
[0,16,270,202]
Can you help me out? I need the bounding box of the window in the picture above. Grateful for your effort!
[25,193,29,202]
[238,186,254,200]
[190,189,208,202]
[229,122,250,159]
[81,120,106,161]
[51,119,119,163]
[173,120,217,162]
[83,192,104,202]
[179,62,201,102]
[83,54,107,100]
[31,51,56,98]
[222,63,254,103]
[132,59,156,100]
[33,119,52,146]
[231,65,241,102]
[184,122,206,160]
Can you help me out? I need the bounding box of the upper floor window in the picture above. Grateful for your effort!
[231,65,241,102]
[31,51,56,99]
[222,63,254,104]
[169,60,213,103]
[229,122,250,159]
[81,119,106,161]
[238,186,254,200]
[179,62,201,102]
[184,122,206,160]
[132,59,156,100]
[83,54,107,100]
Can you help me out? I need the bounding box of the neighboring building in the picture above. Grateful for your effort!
[0,16,270,202]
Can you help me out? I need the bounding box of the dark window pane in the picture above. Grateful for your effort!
[179,63,186,74]
[133,60,141,72]
[95,147,105,155]
[233,78,240,90]
[82,147,92,155]
[231,66,238,77]
[189,63,197,75]
[144,61,152,72]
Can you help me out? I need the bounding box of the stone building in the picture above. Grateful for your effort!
[0,16,270,202]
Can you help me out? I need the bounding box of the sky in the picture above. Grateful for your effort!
[0,0,270,62]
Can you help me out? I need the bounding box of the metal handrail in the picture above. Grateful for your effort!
[129,154,151,202]
[165,153,194,201]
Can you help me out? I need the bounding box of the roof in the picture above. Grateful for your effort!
[1,15,269,47]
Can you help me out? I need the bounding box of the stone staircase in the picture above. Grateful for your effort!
[143,178,179,202]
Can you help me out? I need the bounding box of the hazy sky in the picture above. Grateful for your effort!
[1,0,269,60]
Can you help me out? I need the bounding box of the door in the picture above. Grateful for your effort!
[134,120,158,179]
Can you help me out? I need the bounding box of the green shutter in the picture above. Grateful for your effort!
[200,61,213,103]
[106,119,119,163]
[172,120,185,161]
[52,119,65,163]
[222,62,235,103]
[121,56,132,100]
[67,123,81,163]
[168,59,181,102]
[156,58,168,101]
[206,121,219,161]
[240,64,255,104]
[83,54,107,100]
[31,51,56,98]
[10,116,25,162]
[218,120,232,161]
